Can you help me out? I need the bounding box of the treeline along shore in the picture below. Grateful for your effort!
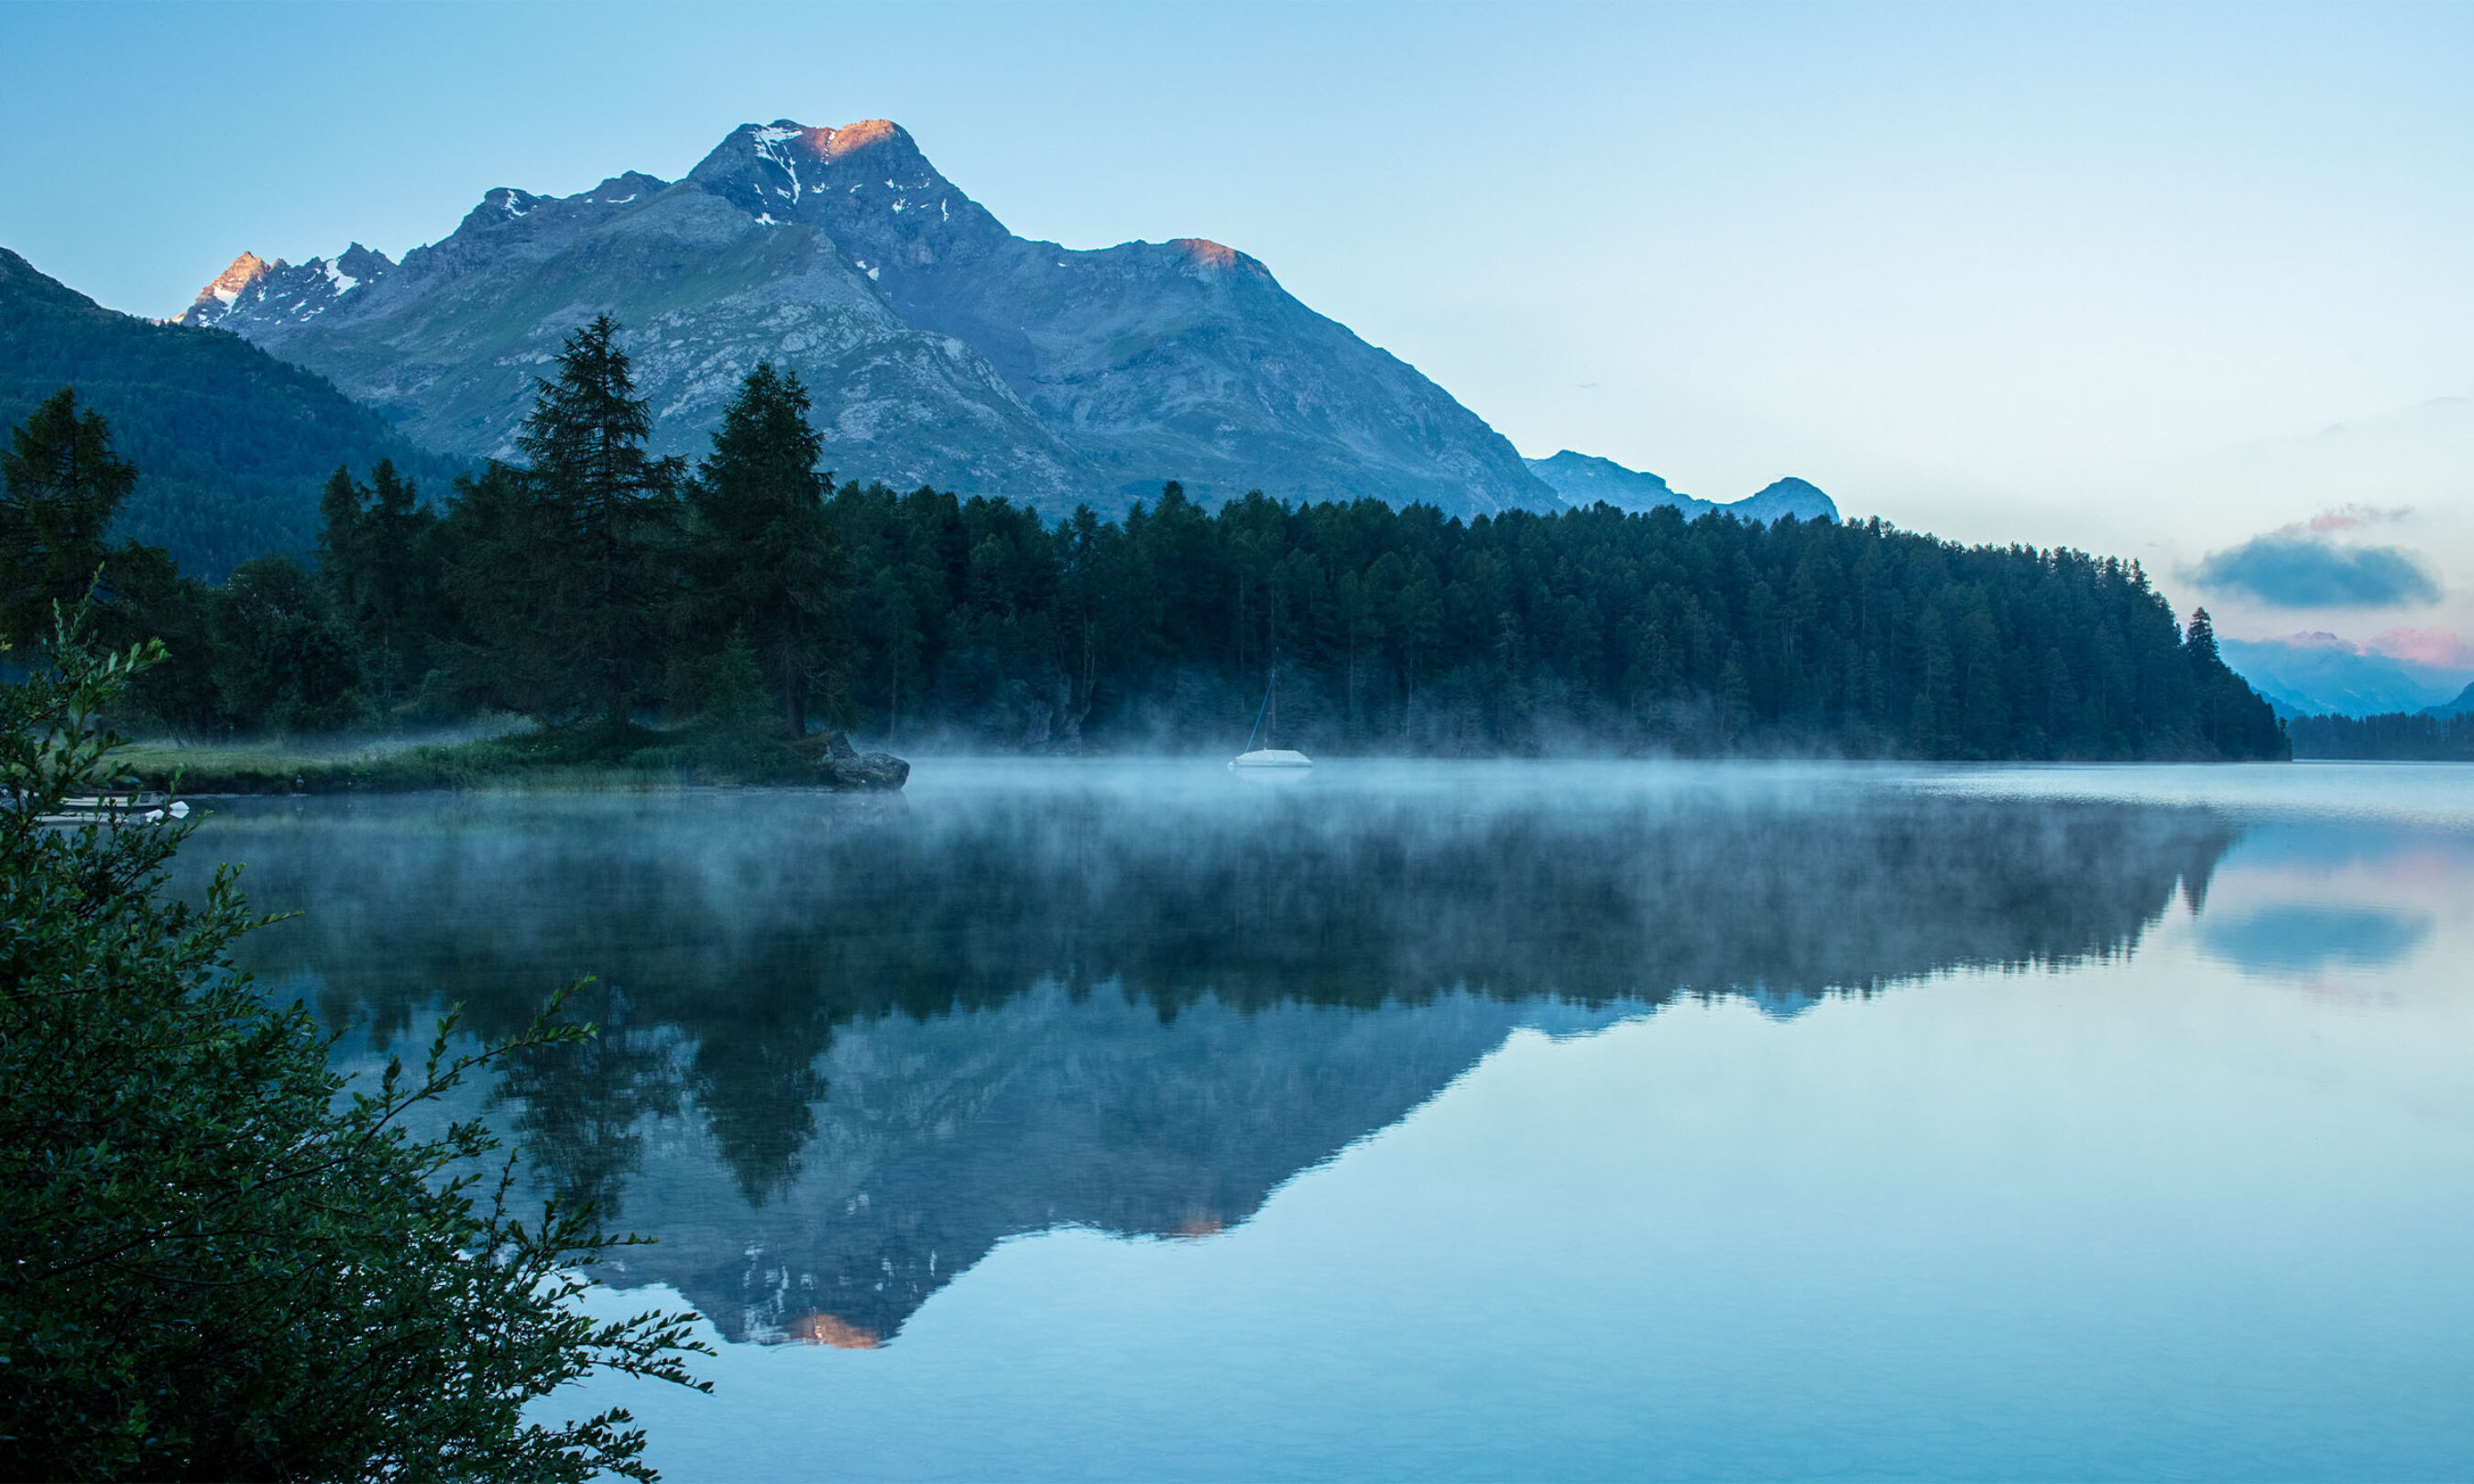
[2286,709,2474,760]
[2,315,2285,774]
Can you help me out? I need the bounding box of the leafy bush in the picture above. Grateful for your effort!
[0,612,707,1479]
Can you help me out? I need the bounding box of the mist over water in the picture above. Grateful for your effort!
[183,761,2474,1480]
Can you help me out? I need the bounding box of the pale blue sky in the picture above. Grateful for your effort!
[4,1,2470,649]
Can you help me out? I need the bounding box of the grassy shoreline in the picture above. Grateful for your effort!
[117,724,901,794]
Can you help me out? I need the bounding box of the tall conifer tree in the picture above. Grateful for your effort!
[317,459,440,714]
[685,364,844,737]
[442,462,572,722]
[0,387,139,647]
[513,317,679,727]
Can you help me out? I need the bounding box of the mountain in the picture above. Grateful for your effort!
[1730,476,1839,523]
[638,988,1628,1346]
[2218,635,2472,718]
[2421,682,2474,719]
[1,247,459,578]
[1524,450,1686,511]
[1525,450,1839,522]
[183,118,1560,519]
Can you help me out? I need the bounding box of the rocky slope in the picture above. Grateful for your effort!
[1527,449,1839,522]
[184,119,1560,518]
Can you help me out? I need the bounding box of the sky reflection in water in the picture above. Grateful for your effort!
[187,761,2474,1481]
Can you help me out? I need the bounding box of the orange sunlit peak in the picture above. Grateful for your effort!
[822,119,903,160]
[212,251,274,289]
[1170,238,1238,269]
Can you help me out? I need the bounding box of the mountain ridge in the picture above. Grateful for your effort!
[1526,450,1839,522]
[2420,682,2474,719]
[2217,634,2472,718]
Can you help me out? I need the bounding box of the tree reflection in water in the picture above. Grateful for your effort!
[186,767,2237,1343]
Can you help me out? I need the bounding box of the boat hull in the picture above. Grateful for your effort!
[1228,749,1313,769]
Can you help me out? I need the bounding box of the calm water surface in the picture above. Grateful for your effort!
[186,761,2474,1481]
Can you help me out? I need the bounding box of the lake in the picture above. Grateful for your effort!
[183,760,2474,1481]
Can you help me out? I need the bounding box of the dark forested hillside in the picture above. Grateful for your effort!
[829,484,2283,759]
[0,248,458,577]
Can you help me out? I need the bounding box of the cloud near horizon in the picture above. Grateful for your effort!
[2191,530,2442,609]
[2237,627,2474,672]
[2368,627,2474,670]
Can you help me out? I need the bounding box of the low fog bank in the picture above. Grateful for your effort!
[858,680,1866,762]
[127,713,532,759]
[187,763,2237,1028]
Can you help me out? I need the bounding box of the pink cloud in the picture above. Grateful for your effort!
[2260,627,2474,670]
[2277,503,2414,537]
[2366,627,2474,670]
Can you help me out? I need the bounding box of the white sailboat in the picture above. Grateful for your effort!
[1230,668,1311,769]
[1229,748,1312,769]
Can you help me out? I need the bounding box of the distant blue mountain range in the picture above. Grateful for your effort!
[2218,637,2473,719]
[2423,682,2474,719]
[1525,451,1839,523]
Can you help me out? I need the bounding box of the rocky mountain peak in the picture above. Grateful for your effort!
[454,187,547,235]
[1526,451,1681,510]
[186,251,277,324]
[817,117,907,160]
[178,243,393,331]
[1731,476,1840,524]
[720,117,925,172]
[583,171,667,203]
[332,243,395,285]
[1172,238,1245,272]
[684,117,999,256]
[175,115,1563,518]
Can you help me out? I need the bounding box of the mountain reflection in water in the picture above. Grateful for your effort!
[185,764,2236,1346]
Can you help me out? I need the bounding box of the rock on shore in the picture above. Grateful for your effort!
[806,731,910,791]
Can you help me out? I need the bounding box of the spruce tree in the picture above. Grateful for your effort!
[684,364,844,737]
[511,317,680,728]
[317,460,441,715]
[2183,606,2219,664]
[441,462,574,722]
[0,387,139,647]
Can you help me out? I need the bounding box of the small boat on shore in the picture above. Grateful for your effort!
[33,793,191,827]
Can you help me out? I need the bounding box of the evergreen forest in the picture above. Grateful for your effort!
[2287,709,2474,760]
[3,315,2287,763]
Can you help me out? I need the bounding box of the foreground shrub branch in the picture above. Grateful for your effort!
[0,609,708,1480]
